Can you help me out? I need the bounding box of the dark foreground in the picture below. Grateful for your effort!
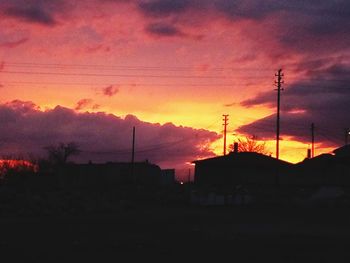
[1,205,350,262]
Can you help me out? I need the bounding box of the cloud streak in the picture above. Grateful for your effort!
[0,37,29,48]
[145,22,185,37]
[75,99,94,111]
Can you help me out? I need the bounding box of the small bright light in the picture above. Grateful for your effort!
[180,182,184,185]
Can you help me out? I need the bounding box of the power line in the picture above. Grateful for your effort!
[1,70,234,79]
[1,69,348,84]
[79,119,224,157]
[0,80,254,87]
[81,136,198,155]
[3,61,277,71]
[317,130,343,145]
[2,70,347,82]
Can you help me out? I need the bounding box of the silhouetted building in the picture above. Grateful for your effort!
[333,145,350,158]
[193,152,292,188]
[161,169,175,185]
[59,161,162,188]
[294,146,350,186]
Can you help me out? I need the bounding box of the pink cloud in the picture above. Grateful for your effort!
[103,85,119,97]
[0,100,220,171]
[75,99,94,111]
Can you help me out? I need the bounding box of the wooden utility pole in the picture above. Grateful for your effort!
[275,69,283,160]
[222,115,229,155]
[131,126,135,163]
[131,126,135,181]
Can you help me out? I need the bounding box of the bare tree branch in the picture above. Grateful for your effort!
[44,142,80,165]
[229,135,268,155]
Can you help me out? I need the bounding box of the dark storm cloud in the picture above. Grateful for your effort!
[145,22,185,37]
[0,0,68,26]
[135,0,350,55]
[214,0,283,20]
[4,6,56,25]
[238,63,350,146]
[214,0,350,23]
[0,101,219,168]
[138,0,192,17]
[2,0,348,53]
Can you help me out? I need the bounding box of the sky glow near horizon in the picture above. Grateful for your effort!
[0,0,349,179]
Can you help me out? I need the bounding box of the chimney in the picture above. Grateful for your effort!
[307,149,311,159]
[233,142,239,153]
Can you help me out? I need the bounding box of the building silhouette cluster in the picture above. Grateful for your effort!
[193,144,350,188]
[0,143,350,215]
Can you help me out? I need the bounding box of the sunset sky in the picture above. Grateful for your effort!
[0,0,349,180]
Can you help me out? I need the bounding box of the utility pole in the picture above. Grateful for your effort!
[131,126,135,181]
[222,114,229,155]
[275,69,283,160]
[131,126,135,163]
[345,128,350,145]
[311,123,315,158]
[188,168,191,183]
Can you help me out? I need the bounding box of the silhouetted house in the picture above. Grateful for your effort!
[332,145,350,175]
[295,146,350,186]
[294,154,336,186]
[59,161,162,188]
[333,145,350,158]
[193,152,292,187]
[161,169,175,185]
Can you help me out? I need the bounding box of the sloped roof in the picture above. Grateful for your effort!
[296,153,335,168]
[193,152,292,167]
[333,145,350,157]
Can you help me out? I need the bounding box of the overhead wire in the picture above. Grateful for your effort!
[3,61,277,71]
[1,70,348,82]
[1,61,348,151]
[0,80,262,87]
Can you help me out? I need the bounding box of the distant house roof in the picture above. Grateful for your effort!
[193,152,291,167]
[297,145,350,169]
[333,145,350,157]
[296,153,335,167]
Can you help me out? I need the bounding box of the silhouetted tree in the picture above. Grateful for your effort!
[229,135,268,154]
[44,142,80,165]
